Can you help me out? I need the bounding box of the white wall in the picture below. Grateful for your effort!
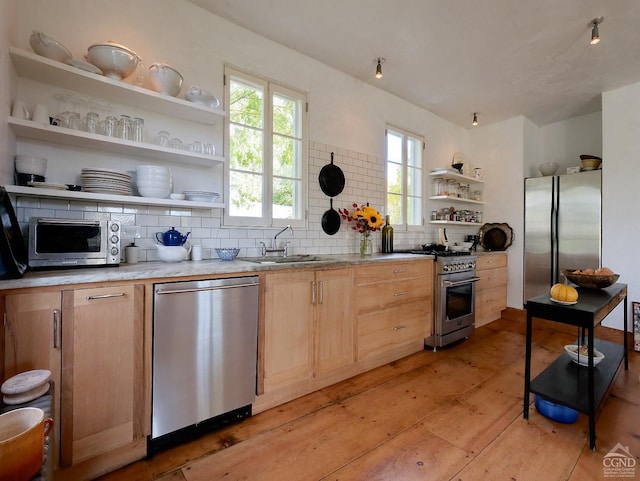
[0,0,17,184]
[469,117,526,309]
[601,81,640,331]
[7,0,469,260]
[534,111,602,178]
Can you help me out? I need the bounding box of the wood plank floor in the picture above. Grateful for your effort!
[97,317,640,481]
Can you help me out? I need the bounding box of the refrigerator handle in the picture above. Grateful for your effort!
[550,176,559,284]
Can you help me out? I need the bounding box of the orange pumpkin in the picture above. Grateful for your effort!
[550,283,578,302]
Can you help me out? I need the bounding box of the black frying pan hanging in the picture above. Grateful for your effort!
[321,198,341,235]
[318,152,345,197]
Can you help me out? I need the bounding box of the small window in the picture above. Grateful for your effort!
[386,126,423,228]
[225,67,307,227]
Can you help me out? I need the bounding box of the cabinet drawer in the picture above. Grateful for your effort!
[357,301,430,361]
[476,286,507,327]
[356,260,432,284]
[477,267,507,291]
[476,254,507,271]
[356,278,431,315]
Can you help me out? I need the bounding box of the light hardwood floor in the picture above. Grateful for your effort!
[98,317,640,481]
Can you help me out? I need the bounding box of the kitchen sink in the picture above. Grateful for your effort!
[242,255,331,264]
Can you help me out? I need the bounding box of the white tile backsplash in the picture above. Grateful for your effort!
[13,140,457,262]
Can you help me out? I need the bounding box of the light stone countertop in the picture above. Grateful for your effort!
[0,253,433,291]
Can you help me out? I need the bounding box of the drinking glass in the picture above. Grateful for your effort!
[85,112,99,134]
[132,117,145,143]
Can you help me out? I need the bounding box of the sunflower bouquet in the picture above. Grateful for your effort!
[338,203,385,255]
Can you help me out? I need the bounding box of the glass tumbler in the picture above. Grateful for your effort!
[101,116,118,137]
[156,130,171,146]
[68,112,82,130]
[85,112,99,134]
[132,117,145,143]
[118,115,132,140]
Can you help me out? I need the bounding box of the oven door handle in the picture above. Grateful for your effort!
[443,277,481,287]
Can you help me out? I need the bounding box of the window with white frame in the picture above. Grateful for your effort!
[224,67,307,227]
[386,126,424,228]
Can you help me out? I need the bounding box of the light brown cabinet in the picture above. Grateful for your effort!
[3,283,145,480]
[475,254,508,327]
[262,267,355,394]
[355,260,433,365]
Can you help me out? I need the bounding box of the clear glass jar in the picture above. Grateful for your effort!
[132,117,145,143]
[118,115,132,140]
[433,178,443,196]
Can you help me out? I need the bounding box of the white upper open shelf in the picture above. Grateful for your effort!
[9,46,225,125]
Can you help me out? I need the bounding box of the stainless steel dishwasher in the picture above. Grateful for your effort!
[151,276,259,448]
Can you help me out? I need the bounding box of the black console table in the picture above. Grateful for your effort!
[523,283,628,450]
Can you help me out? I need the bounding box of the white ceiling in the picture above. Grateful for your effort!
[187,0,640,128]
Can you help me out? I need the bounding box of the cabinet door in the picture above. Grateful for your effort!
[4,291,61,379]
[263,271,315,392]
[315,268,355,377]
[60,284,143,466]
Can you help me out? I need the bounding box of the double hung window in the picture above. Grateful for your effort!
[225,67,307,227]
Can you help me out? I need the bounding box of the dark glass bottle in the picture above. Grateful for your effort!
[381,215,393,253]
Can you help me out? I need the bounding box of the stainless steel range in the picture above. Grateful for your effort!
[420,251,480,350]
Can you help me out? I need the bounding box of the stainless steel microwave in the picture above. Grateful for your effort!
[28,218,121,268]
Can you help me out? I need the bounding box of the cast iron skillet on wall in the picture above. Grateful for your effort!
[318,152,345,197]
[319,152,345,235]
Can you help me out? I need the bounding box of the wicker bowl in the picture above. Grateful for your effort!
[562,269,619,289]
[215,248,240,261]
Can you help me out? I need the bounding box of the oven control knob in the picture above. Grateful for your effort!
[111,235,119,244]
[443,264,450,272]
[111,247,119,256]
[110,223,119,232]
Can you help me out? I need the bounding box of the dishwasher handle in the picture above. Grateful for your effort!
[155,282,258,296]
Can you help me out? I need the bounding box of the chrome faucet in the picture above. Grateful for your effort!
[273,225,293,249]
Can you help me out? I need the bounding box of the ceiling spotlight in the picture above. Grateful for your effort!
[590,17,603,45]
[472,113,478,126]
[375,58,385,79]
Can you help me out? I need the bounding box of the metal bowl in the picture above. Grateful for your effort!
[562,269,619,289]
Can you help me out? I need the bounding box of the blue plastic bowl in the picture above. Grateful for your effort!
[534,394,578,424]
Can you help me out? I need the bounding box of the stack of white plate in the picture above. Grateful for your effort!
[81,168,132,195]
[136,165,172,198]
[1,369,51,405]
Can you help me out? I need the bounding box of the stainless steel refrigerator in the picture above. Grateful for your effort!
[524,170,601,303]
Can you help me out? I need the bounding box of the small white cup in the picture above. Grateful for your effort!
[125,245,140,264]
[11,100,30,120]
[191,244,203,261]
[32,104,50,125]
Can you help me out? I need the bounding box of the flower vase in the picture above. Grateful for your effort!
[360,232,372,256]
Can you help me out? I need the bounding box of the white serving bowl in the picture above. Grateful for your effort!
[148,63,183,97]
[86,42,140,80]
[136,174,171,183]
[137,165,171,176]
[156,244,190,262]
[15,155,47,176]
[138,185,171,198]
[538,162,559,176]
[29,31,72,63]
[564,344,604,366]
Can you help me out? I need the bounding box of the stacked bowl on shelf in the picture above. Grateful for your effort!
[136,165,172,198]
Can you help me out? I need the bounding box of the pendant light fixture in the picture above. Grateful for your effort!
[472,112,478,126]
[590,17,603,45]
[375,58,385,79]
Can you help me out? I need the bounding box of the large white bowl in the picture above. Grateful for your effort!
[156,244,190,262]
[148,63,183,97]
[15,155,47,176]
[138,185,171,198]
[136,174,171,183]
[538,162,559,176]
[29,31,72,63]
[86,42,140,80]
[137,165,171,175]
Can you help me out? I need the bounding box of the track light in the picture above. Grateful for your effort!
[472,113,478,126]
[590,17,603,45]
[375,58,384,79]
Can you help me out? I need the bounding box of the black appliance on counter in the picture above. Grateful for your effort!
[0,187,29,279]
